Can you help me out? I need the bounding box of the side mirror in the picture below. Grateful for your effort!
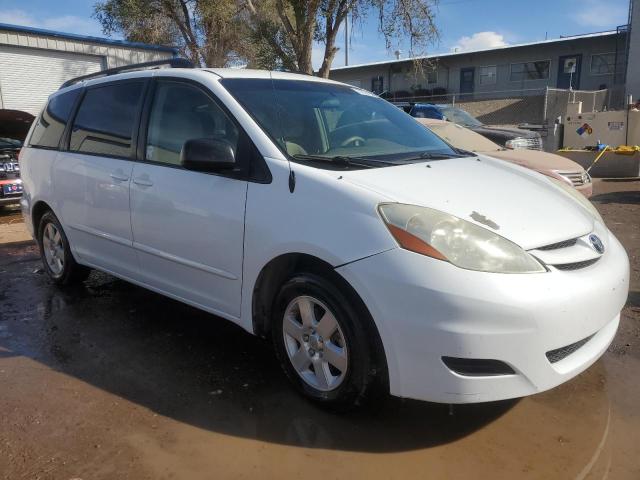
[180,138,236,173]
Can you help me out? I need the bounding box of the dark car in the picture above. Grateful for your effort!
[0,137,23,208]
[395,103,542,151]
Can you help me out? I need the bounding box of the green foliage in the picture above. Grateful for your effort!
[93,0,439,75]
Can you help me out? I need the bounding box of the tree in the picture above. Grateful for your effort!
[245,0,439,78]
[94,0,440,76]
[93,0,250,67]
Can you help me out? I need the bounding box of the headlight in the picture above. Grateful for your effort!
[378,203,546,273]
[505,138,530,150]
[548,178,603,224]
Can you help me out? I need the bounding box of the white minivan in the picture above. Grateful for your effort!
[20,61,629,409]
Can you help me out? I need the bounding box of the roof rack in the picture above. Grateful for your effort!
[59,57,194,89]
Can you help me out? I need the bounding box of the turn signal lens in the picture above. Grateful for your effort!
[386,224,448,260]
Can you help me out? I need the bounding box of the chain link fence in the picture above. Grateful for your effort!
[543,86,627,124]
[388,85,628,152]
[390,85,627,127]
[391,88,547,126]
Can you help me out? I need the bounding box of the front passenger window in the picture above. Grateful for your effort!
[146,82,239,166]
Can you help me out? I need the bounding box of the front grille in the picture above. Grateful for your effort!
[537,238,578,251]
[553,258,599,271]
[557,171,590,187]
[546,334,595,363]
[0,162,19,173]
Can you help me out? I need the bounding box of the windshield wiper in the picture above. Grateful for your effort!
[412,151,472,160]
[453,148,478,157]
[291,154,394,168]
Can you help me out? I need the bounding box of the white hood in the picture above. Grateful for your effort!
[340,155,594,250]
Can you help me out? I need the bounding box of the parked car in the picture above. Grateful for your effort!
[0,137,23,207]
[417,118,593,197]
[20,61,629,409]
[395,102,543,150]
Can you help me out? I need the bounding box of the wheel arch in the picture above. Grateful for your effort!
[251,252,389,386]
[31,200,54,237]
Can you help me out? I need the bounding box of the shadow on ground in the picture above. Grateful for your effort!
[627,291,640,309]
[591,190,640,205]
[0,244,515,453]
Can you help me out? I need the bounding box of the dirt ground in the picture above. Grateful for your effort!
[0,179,638,480]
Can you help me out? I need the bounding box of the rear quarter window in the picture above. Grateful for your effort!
[29,88,81,149]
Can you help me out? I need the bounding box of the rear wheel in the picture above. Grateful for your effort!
[38,211,90,285]
[272,272,386,410]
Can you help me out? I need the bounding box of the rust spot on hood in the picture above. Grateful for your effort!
[470,211,500,230]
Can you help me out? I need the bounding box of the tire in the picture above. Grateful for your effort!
[37,211,90,285]
[272,272,386,410]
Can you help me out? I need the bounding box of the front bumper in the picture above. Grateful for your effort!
[336,229,629,403]
[0,195,21,206]
[576,182,593,198]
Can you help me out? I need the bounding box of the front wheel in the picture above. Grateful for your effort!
[272,273,386,410]
[37,211,90,285]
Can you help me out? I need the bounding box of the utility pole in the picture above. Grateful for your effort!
[344,13,349,66]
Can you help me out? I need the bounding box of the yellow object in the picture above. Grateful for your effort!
[555,147,640,177]
[587,147,611,172]
[612,145,640,155]
[557,145,640,172]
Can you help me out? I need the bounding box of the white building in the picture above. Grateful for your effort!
[0,23,176,140]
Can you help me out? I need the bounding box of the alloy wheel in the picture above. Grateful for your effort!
[282,295,349,391]
[42,222,65,276]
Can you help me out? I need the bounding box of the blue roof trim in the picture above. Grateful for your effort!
[0,22,178,54]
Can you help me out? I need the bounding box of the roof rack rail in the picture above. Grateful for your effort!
[59,57,194,89]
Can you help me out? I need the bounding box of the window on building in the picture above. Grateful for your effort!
[29,88,81,149]
[70,81,144,158]
[479,66,497,85]
[426,69,438,84]
[371,76,384,94]
[590,53,615,75]
[510,61,550,81]
[145,81,239,166]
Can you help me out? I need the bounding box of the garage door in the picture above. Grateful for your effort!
[0,45,104,116]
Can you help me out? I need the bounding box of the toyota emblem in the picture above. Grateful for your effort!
[589,234,605,254]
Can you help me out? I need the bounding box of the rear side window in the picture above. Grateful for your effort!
[30,88,81,149]
[70,81,144,158]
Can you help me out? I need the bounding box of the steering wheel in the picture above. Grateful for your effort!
[340,136,366,148]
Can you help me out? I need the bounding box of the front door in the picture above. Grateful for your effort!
[130,79,247,319]
[460,67,475,94]
[557,54,582,89]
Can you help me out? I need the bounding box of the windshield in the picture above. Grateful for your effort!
[220,78,457,165]
[439,107,483,127]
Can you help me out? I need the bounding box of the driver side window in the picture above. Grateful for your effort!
[146,81,239,166]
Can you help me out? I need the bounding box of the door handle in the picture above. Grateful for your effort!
[133,177,154,187]
[110,172,129,182]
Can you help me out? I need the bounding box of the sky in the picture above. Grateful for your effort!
[0,0,631,68]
